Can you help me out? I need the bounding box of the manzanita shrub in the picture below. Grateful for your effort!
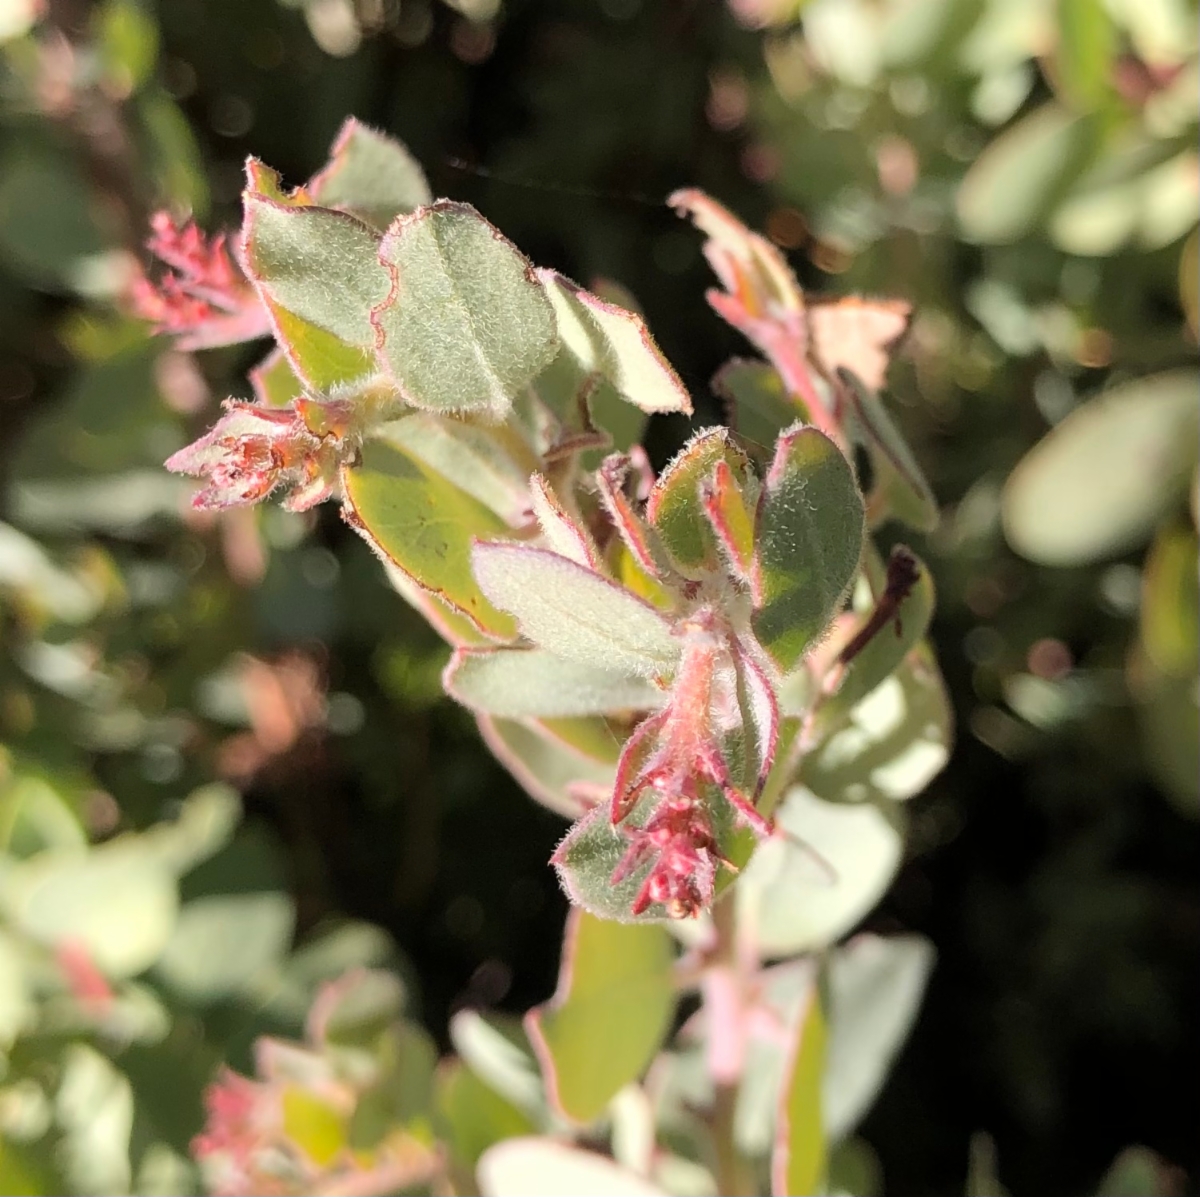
[142,118,952,1196]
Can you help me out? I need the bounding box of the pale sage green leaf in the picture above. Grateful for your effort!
[539,270,692,414]
[824,933,934,1142]
[449,1010,547,1119]
[373,202,558,418]
[437,1060,535,1169]
[1054,0,1116,112]
[309,117,432,229]
[479,1138,668,1197]
[771,984,827,1197]
[446,648,663,719]
[526,911,676,1124]
[471,543,680,678]
[1002,370,1199,565]
[243,196,390,345]
[752,424,865,673]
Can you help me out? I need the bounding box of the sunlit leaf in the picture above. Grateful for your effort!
[771,983,827,1197]
[526,910,675,1123]
[479,1138,668,1197]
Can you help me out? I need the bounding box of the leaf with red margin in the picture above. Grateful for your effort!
[471,543,680,679]
[752,425,865,673]
[529,473,600,569]
[596,455,663,577]
[307,117,431,230]
[647,427,753,579]
[342,435,518,640]
[538,270,692,415]
[771,979,827,1197]
[372,201,558,418]
[262,299,376,393]
[525,909,676,1124]
[701,457,755,582]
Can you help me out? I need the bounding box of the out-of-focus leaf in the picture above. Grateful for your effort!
[1002,371,1199,565]
[1095,1145,1176,1197]
[477,715,613,819]
[1,840,178,978]
[309,117,432,229]
[243,196,389,346]
[840,370,938,532]
[471,543,679,678]
[539,271,692,414]
[824,934,935,1141]
[249,346,305,407]
[647,428,752,578]
[137,89,209,215]
[0,143,112,287]
[154,892,294,1002]
[343,436,518,639]
[526,910,676,1123]
[1140,522,1199,677]
[310,968,405,1050]
[738,787,905,956]
[437,1059,535,1170]
[56,1045,134,1195]
[281,1088,347,1169]
[96,0,159,95]
[752,424,865,672]
[448,1010,546,1119]
[478,1137,669,1197]
[1053,0,1116,111]
[446,648,662,719]
[373,202,558,418]
[804,647,952,804]
[771,983,827,1197]
[966,1132,1009,1197]
[957,103,1093,243]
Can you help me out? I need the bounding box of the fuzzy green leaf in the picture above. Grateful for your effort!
[526,911,676,1123]
[647,427,752,577]
[243,196,390,346]
[446,648,663,719]
[309,118,432,229]
[249,345,305,408]
[265,299,375,392]
[471,543,680,678]
[772,982,827,1197]
[752,425,865,673]
[840,370,938,532]
[540,270,692,415]
[373,201,558,418]
[343,435,518,639]
[1002,370,1199,566]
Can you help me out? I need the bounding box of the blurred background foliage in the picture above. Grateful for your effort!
[0,0,1195,1192]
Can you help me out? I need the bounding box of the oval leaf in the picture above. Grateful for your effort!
[525,911,676,1124]
[772,983,827,1197]
[752,425,865,673]
[373,201,558,418]
[479,1138,668,1197]
[471,543,680,678]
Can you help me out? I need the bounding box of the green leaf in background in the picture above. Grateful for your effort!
[381,412,537,526]
[471,543,680,678]
[437,1060,535,1171]
[957,103,1096,244]
[539,271,692,415]
[96,0,159,96]
[1140,521,1199,678]
[1095,1145,1176,1197]
[1002,371,1199,566]
[1053,0,1116,112]
[478,1137,668,1197]
[647,428,752,577]
[449,1010,547,1120]
[840,369,938,532]
[477,715,614,819]
[312,968,406,1050]
[771,983,827,1197]
[154,891,294,1002]
[804,646,953,804]
[281,1087,347,1169]
[343,435,518,639]
[818,551,936,728]
[737,787,905,956]
[526,911,676,1124]
[445,648,663,719]
[266,300,375,392]
[243,196,390,346]
[713,359,802,459]
[823,934,935,1141]
[752,424,865,673]
[0,839,177,978]
[308,117,432,229]
[373,202,559,418]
